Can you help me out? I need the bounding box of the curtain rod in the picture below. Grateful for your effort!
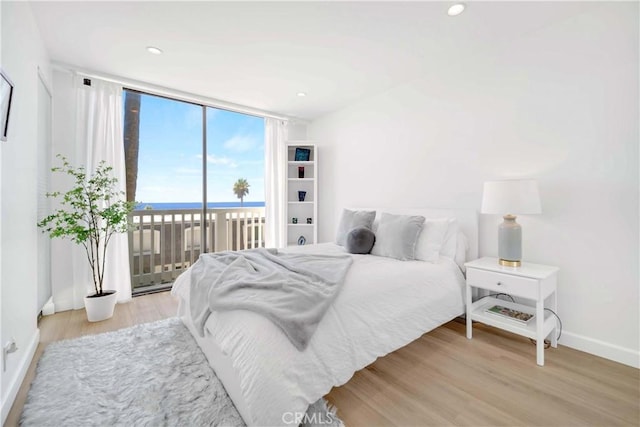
[52,62,303,123]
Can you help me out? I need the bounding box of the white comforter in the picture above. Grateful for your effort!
[189,248,352,350]
[172,243,466,426]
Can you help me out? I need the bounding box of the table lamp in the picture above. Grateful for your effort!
[481,180,541,267]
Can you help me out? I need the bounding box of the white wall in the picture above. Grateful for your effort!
[309,3,639,367]
[288,120,308,140]
[0,2,51,421]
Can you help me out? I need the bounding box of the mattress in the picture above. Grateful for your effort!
[172,243,466,426]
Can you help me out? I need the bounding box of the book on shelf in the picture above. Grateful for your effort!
[484,305,535,324]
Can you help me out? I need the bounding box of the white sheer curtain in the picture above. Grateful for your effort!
[72,76,132,306]
[264,118,288,248]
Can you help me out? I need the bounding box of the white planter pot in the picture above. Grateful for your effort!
[84,291,117,322]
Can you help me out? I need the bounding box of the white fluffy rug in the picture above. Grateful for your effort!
[21,318,342,427]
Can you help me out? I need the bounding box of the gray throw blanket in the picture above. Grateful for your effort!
[190,248,353,351]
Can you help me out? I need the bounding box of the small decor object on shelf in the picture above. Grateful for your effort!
[292,217,298,224]
[298,191,306,202]
[297,235,306,245]
[295,147,311,161]
[298,167,305,178]
[484,305,534,324]
[306,218,312,224]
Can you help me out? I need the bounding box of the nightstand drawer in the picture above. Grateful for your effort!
[467,268,539,299]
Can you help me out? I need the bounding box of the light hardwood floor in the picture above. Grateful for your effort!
[6,291,639,426]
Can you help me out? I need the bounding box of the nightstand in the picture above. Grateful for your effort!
[464,257,559,366]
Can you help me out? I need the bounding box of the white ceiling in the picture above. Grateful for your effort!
[30,1,595,120]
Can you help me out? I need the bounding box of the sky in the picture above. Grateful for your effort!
[131,92,265,204]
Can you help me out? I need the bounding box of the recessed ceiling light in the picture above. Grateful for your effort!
[297,92,307,97]
[146,46,163,55]
[447,3,465,16]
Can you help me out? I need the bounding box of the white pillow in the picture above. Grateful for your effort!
[440,218,459,259]
[371,213,425,260]
[414,218,450,263]
[335,209,376,246]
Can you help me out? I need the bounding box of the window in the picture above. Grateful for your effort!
[123,89,265,291]
[206,106,265,209]
[124,90,203,207]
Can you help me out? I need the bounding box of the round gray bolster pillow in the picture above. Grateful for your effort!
[345,227,376,254]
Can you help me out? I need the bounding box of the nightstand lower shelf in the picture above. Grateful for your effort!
[470,297,555,341]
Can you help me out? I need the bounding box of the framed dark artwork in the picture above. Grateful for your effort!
[0,69,14,142]
[294,147,311,162]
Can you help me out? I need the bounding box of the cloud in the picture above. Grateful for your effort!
[207,155,237,168]
[173,167,201,176]
[223,134,259,153]
[196,154,238,168]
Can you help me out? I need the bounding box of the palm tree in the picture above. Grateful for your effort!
[233,178,250,206]
[123,91,141,202]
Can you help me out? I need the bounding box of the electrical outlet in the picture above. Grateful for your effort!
[3,338,18,372]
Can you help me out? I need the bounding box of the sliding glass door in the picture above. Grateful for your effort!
[206,107,265,251]
[123,90,265,292]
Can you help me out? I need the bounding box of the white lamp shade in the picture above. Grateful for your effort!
[481,180,542,215]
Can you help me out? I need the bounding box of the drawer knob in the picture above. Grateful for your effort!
[496,281,502,286]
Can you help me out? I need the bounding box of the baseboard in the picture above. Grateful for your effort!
[1,328,40,424]
[560,331,639,369]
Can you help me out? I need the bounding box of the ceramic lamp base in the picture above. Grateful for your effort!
[498,214,522,267]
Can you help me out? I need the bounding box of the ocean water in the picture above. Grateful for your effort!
[136,201,265,210]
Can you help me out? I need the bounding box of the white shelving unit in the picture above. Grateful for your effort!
[285,142,317,246]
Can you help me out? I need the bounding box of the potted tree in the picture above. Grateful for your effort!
[38,155,135,322]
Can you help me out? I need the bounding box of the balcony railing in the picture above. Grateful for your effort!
[129,207,266,289]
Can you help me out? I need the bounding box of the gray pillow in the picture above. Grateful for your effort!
[370,213,425,260]
[345,227,376,254]
[335,209,376,246]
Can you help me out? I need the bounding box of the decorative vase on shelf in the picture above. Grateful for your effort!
[298,167,305,178]
[297,235,306,245]
[298,191,306,202]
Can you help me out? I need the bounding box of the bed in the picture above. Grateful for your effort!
[172,208,478,426]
